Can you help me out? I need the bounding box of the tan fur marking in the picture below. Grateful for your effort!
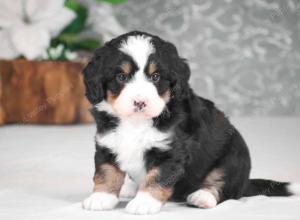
[201,168,225,201]
[120,62,131,75]
[139,168,172,203]
[161,89,171,102]
[148,62,157,75]
[93,163,125,195]
[106,90,117,105]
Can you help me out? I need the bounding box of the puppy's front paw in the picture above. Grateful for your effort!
[82,192,118,211]
[125,192,162,215]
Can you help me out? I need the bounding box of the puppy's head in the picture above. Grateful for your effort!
[83,31,190,118]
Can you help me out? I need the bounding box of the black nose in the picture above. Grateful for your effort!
[134,100,147,111]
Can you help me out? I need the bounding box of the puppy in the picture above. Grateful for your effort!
[82,31,299,214]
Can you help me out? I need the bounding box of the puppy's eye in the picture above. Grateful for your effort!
[116,73,129,83]
[150,73,160,82]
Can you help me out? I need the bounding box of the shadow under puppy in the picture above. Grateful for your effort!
[82,31,300,214]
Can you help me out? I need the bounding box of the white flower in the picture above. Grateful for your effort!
[65,50,78,60]
[0,0,75,60]
[47,44,65,60]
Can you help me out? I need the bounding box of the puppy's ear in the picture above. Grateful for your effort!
[82,46,110,105]
[171,57,191,100]
[159,41,190,100]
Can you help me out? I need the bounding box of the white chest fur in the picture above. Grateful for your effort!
[96,117,171,183]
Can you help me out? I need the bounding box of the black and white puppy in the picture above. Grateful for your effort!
[82,31,299,214]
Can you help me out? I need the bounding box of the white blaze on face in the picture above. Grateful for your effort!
[113,35,166,118]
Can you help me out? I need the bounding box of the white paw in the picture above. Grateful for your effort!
[125,192,162,215]
[119,175,138,198]
[288,183,300,196]
[82,192,119,211]
[187,189,217,208]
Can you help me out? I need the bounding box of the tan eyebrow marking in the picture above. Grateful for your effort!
[148,62,157,75]
[120,62,131,75]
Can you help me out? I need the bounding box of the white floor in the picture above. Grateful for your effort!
[0,117,300,220]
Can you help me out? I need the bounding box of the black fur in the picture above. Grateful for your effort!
[83,31,293,205]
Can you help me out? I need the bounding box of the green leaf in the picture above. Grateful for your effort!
[63,0,88,34]
[72,39,101,51]
[56,33,78,45]
[97,0,127,4]
[51,32,101,52]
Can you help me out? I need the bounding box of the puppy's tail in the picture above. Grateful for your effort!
[243,179,300,197]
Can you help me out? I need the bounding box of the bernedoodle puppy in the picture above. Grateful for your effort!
[81,31,299,215]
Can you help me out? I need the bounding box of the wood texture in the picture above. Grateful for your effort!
[0,59,93,124]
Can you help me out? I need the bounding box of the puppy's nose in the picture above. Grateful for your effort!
[133,99,147,111]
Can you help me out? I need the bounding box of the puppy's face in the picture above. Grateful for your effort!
[105,36,171,118]
[83,32,190,119]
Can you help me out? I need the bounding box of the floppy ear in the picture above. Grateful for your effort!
[160,41,191,100]
[82,59,103,104]
[82,46,110,105]
[171,57,191,100]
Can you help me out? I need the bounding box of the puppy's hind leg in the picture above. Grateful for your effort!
[187,168,224,209]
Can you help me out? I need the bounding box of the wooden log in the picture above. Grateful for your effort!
[0,59,93,124]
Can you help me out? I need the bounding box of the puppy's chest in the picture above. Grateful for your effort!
[96,119,171,183]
